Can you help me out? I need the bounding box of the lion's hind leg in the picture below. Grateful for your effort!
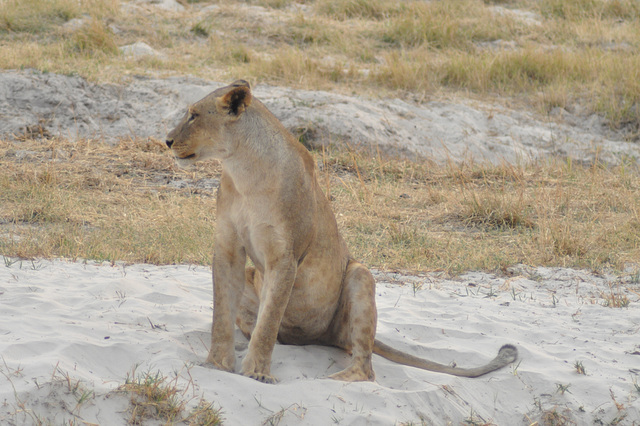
[326,261,377,382]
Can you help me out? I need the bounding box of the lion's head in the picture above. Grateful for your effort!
[165,80,252,163]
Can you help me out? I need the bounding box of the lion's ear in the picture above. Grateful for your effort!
[231,79,250,88]
[216,83,252,117]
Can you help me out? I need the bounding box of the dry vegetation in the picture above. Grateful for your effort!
[0,0,639,274]
[1,137,638,274]
[1,0,640,131]
[3,363,223,425]
[119,367,223,424]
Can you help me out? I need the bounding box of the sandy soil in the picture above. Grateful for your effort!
[1,69,639,164]
[1,259,639,425]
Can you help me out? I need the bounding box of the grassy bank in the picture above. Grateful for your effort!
[1,0,639,135]
[1,137,638,274]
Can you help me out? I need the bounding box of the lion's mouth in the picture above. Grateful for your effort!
[178,153,197,160]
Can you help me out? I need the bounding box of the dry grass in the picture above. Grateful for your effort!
[0,0,639,274]
[1,137,638,274]
[331,149,640,273]
[1,0,639,133]
[600,282,631,308]
[0,137,221,265]
[0,0,80,33]
[69,19,119,56]
[119,367,223,425]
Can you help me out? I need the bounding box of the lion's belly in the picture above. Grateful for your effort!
[277,268,343,344]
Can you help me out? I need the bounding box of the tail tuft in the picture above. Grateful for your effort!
[497,344,518,364]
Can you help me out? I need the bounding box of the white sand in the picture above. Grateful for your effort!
[1,259,639,425]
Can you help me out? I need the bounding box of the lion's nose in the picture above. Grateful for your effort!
[166,139,174,149]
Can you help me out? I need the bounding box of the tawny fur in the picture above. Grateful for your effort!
[165,80,518,383]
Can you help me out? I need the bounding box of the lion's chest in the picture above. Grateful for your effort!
[225,196,287,271]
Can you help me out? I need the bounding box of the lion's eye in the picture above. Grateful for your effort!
[188,112,198,123]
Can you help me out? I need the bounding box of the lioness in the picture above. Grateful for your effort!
[166,80,518,383]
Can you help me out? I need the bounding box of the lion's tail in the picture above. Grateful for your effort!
[373,340,518,378]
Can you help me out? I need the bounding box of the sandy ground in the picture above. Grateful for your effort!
[1,69,640,424]
[1,69,639,165]
[1,259,639,425]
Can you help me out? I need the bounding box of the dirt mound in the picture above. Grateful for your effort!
[1,69,638,164]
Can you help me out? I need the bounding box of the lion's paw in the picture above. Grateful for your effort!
[205,352,235,373]
[243,371,278,384]
[329,366,375,382]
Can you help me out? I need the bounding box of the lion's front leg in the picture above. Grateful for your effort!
[241,256,296,384]
[206,224,246,373]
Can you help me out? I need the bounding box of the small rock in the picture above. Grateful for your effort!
[151,0,185,12]
[490,6,541,26]
[119,42,165,60]
[200,5,221,14]
[477,39,518,51]
[109,24,122,35]
[62,17,89,31]
[601,41,633,52]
